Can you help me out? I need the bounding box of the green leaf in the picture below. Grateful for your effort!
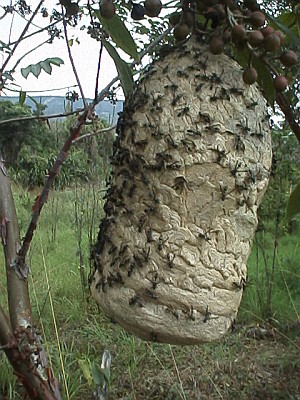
[2,71,14,81]
[78,359,93,386]
[91,363,105,386]
[252,57,275,109]
[102,367,111,382]
[95,12,139,62]
[46,57,64,66]
[19,91,26,106]
[21,58,64,79]
[40,61,52,75]
[266,12,300,46]
[285,182,300,222]
[103,41,133,97]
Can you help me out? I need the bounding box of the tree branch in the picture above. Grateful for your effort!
[72,125,116,144]
[0,109,82,126]
[276,92,300,144]
[17,106,93,265]
[0,156,61,400]
[7,19,63,46]
[62,8,86,107]
[11,39,51,74]
[0,0,45,77]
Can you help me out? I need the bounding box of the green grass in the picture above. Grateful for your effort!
[1,183,300,399]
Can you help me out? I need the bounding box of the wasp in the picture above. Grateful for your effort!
[203,305,211,323]
[177,106,190,117]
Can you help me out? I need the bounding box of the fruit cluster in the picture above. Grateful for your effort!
[168,0,297,93]
[99,0,163,21]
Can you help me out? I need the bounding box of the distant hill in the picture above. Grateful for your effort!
[0,96,124,124]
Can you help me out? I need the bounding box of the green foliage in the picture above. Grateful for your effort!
[95,12,139,62]
[258,129,300,226]
[102,41,134,97]
[0,100,52,166]
[3,106,115,188]
[13,150,90,189]
[285,181,300,221]
[21,57,64,79]
[240,127,300,322]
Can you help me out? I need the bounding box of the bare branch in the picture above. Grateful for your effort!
[0,156,61,399]
[17,106,93,264]
[62,8,86,107]
[72,125,116,144]
[11,39,50,74]
[7,19,63,46]
[0,1,45,77]
[276,92,300,144]
[0,109,82,126]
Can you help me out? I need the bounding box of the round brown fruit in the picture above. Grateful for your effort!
[273,75,288,92]
[280,50,298,67]
[223,28,232,43]
[248,30,264,47]
[264,33,281,52]
[144,0,162,17]
[209,36,225,55]
[173,23,190,41]
[232,24,247,43]
[214,4,226,20]
[182,11,194,28]
[244,0,259,11]
[261,25,274,37]
[100,0,115,19]
[169,12,181,26]
[243,67,258,85]
[233,10,244,23]
[249,11,266,28]
[66,2,79,15]
[274,30,285,45]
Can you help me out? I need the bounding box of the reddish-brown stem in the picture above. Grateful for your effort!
[0,157,61,400]
[0,0,44,76]
[276,92,300,144]
[17,107,92,265]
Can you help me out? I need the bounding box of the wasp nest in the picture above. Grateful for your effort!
[90,38,272,345]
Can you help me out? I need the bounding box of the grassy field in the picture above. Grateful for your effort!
[0,184,300,399]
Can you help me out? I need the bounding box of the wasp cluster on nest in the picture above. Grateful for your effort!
[90,37,272,345]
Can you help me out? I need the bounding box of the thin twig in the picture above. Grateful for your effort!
[0,0,45,75]
[94,42,104,100]
[0,109,82,125]
[276,92,300,144]
[72,125,116,144]
[7,19,63,46]
[62,7,86,107]
[8,9,15,44]
[11,39,50,73]
[0,6,11,20]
